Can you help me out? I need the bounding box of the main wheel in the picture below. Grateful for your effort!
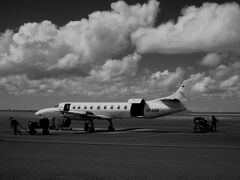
[84,126,88,131]
[108,126,115,131]
[89,127,95,132]
[84,122,89,131]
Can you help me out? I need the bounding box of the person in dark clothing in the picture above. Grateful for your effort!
[10,117,21,135]
[39,118,49,135]
[211,115,219,132]
[49,117,57,130]
[28,121,37,135]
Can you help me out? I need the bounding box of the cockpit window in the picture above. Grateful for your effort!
[54,105,59,107]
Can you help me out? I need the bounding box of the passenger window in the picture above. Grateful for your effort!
[124,105,127,109]
[90,105,93,109]
[78,106,80,109]
[73,106,76,109]
[104,105,107,109]
[97,105,100,109]
[84,105,87,109]
[117,105,120,109]
[110,105,113,109]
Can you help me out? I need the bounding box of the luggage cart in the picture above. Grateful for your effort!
[193,117,212,133]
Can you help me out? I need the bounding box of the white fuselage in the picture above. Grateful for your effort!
[35,80,189,124]
[36,99,186,120]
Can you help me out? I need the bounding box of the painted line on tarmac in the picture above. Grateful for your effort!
[2,138,240,149]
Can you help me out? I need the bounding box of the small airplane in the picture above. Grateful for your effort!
[35,80,189,132]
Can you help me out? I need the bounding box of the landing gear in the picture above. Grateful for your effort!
[83,119,115,132]
[84,120,95,132]
[84,122,89,131]
[108,119,115,131]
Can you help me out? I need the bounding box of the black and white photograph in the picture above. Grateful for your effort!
[0,0,240,179]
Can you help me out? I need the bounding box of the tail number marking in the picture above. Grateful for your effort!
[146,108,159,112]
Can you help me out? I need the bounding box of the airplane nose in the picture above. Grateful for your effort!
[35,108,62,118]
[35,110,43,116]
[35,109,48,116]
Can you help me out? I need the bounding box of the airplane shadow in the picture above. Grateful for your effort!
[2,128,221,136]
[82,128,188,134]
[10,128,190,136]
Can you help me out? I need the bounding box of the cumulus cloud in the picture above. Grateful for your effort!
[0,0,240,101]
[220,75,239,89]
[132,2,240,54]
[89,53,141,82]
[210,60,240,79]
[190,74,240,98]
[200,53,223,67]
[0,73,140,97]
[191,76,216,93]
[0,0,159,80]
[0,64,184,98]
[188,57,240,98]
[148,67,185,88]
[0,0,161,97]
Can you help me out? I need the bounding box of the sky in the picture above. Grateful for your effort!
[0,0,240,111]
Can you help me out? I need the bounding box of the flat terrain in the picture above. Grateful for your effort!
[0,111,240,180]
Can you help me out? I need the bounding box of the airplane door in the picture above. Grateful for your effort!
[130,99,145,117]
[63,104,71,111]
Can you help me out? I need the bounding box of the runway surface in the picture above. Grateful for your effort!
[0,111,240,180]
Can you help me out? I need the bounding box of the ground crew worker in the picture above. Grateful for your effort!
[211,115,219,132]
[10,117,21,135]
[50,117,57,130]
[39,118,49,135]
[28,121,37,135]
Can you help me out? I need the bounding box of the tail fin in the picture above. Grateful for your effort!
[160,80,189,101]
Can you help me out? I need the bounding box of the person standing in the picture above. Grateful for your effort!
[50,117,57,130]
[211,115,219,132]
[10,117,21,135]
[39,118,49,135]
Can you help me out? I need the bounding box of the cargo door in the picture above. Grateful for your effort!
[130,99,145,117]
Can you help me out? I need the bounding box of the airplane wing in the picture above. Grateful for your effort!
[62,110,111,120]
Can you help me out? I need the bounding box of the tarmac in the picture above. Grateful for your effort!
[0,111,240,180]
